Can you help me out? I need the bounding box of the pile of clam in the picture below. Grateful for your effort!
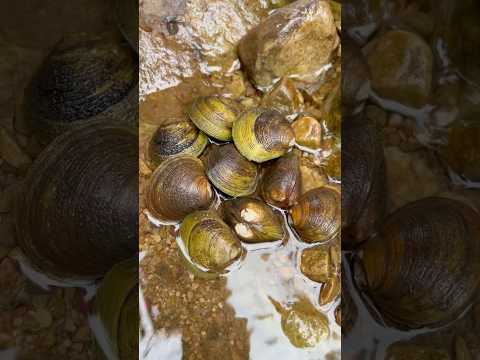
[145,94,341,335]
[342,0,480,357]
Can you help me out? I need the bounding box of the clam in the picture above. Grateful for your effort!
[300,245,333,283]
[187,96,241,141]
[290,187,341,244]
[179,210,243,273]
[202,143,259,197]
[341,271,358,335]
[358,194,480,329]
[15,124,137,279]
[260,151,301,209]
[94,258,138,359]
[25,32,138,143]
[342,117,386,246]
[147,120,208,168]
[222,197,285,243]
[146,156,213,223]
[232,109,295,163]
[270,296,330,348]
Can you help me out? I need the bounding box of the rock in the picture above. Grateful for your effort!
[33,308,53,328]
[292,116,322,149]
[238,0,338,90]
[366,30,433,108]
[384,146,448,212]
[261,77,304,116]
[0,126,31,170]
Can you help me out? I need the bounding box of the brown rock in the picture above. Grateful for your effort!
[366,30,433,108]
[239,0,338,89]
[262,77,304,116]
[292,116,322,149]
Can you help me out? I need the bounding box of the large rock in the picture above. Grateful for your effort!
[238,0,338,90]
[366,30,433,108]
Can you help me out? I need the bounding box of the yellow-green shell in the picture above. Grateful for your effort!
[180,210,243,273]
[187,96,239,141]
[232,109,294,163]
[202,144,259,197]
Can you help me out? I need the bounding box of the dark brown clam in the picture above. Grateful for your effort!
[358,195,480,329]
[290,186,341,244]
[342,117,386,247]
[260,151,301,209]
[25,32,138,143]
[15,124,138,279]
[146,156,213,223]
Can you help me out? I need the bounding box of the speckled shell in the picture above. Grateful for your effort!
[202,143,259,197]
[180,210,243,273]
[25,33,138,143]
[290,187,341,243]
[232,109,295,163]
[187,96,241,141]
[146,156,213,222]
[360,195,480,329]
[15,124,138,279]
[147,120,208,168]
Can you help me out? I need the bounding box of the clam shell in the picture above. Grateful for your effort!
[290,187,341,244]
[180,210,243,273]
[16,124,138,279]
[360,195,480,329]
[25,32,138,143]
[146,156,213,222]
[147,120,208,168]
[202,143,259,197]
[232,109,294,163]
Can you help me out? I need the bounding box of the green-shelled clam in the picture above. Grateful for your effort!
[202,143,259,197]
[222,197,285,244]
[187,96,242,141]
[179,210,243,273]
[232,109,295,163]
[94,258,138,359]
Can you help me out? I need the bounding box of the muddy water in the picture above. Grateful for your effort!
[139,1,341,359]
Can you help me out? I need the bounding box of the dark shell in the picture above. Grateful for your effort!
[15,124,138,279]
[260,151,301,209]
[146,156,213,222]
[115,0,139,52]
[342,118,386,246]
[25,32,138,143]
[146,119,208,168]
[359,195,480,329]
[290,187,341,244]
[202,143,259,197]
